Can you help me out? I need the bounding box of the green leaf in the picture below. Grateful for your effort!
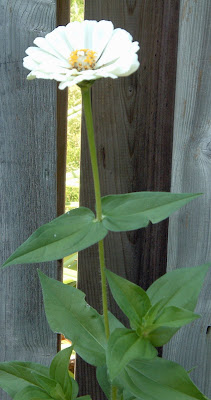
[50,346,78,400]
[122,391,137,400]
[101,192,201,232]
[0,361,50,398]
[105,270,151,329]
[146,264,210,312]
[77,397,92,400]
[38,270,107,367]
[107,328,157,381]
[107,311,125,331]
[96,366,134,400]
[2,207,108,267]
[147,326,180,348]
[13,386,53,399]
[96,366,111,400]
[142,299,166,323]
[141,306,200,346]
[117,357,208,400]
[153,306,200,327]
[30,372,65,400]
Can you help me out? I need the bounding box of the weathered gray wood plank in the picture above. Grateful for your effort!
[78,1,179,397]
[56,0,70,232]
[163,0,211,397]
[0,1,59,398]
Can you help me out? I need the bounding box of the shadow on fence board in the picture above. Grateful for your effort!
[78,1,179,398]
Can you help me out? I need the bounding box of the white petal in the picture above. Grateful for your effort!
[117,60,140,77]
[23,56,39,71]
[89,20,114,57]
[28,71,52,80]
[59,80,79,90]
[132,41,140,53]
[25,47,69,68]
[95,70,118,79]
[64,20,113,54]
[59,81,70,90]
[99,52,140,77]
[45,26,73,59]
[58,69,101,90]
[58,75,87,90]
[39,64,67,74]
[65,21,89,50]
[80,20,98,48]
[34,37,66,60]
[96,28,135,68]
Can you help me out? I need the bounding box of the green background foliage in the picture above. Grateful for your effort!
[64,0,84,283]
[66,0,84,210]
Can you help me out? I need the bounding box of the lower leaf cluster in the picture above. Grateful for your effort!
[0,265,209,400]
[37,266,208,400]
[0,347,91,400]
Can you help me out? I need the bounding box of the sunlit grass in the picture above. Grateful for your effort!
[63,0,84,287]
[65,0,84,212]
[61,0,84,356]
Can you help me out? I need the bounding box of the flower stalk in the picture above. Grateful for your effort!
[81,84,110,340]
[111,385,118,400]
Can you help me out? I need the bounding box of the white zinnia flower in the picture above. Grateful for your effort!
[23,20,140,89]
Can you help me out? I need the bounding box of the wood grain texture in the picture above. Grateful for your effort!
[0,1,58,399]
[56,0,70,316]
[163,1,211,397]
[77,1,179,397]
[57,0,70,218]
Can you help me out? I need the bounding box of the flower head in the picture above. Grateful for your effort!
[23,20,140,89]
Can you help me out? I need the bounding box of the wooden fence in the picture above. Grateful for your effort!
[0,1,69,399]
[0,1,210,399]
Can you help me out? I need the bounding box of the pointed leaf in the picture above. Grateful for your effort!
[117,357,207,400]
[96,366,111,400]
[38,270,106,367]
[107,328,157,381]
[50,346,78,400]
[13,386,53,399]
[0,361,50,398]
[29,372,66,399]
[143,299,166,323]
[77,397,92,400]
[153,306,200,327]
[2,207,108,267]
[144,326,179,347]
[105,270,151,329]
[146,264,210,311]
[107,311,125,332]
[122,390,138,400]
[101,192,201,232]
[141,306,200,346]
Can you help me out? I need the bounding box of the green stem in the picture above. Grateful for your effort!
[111,385,118,400]
[80,84,102,221]
[98,239,110,339]
[81,84,110,339]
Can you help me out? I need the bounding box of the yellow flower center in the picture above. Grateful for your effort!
[68,49,97,71]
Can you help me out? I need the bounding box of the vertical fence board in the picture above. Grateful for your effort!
[57,0,70,218]
[56,1,70,318]
[0,1,60,399]
[78,1,179,397]
[164,1,211,396]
